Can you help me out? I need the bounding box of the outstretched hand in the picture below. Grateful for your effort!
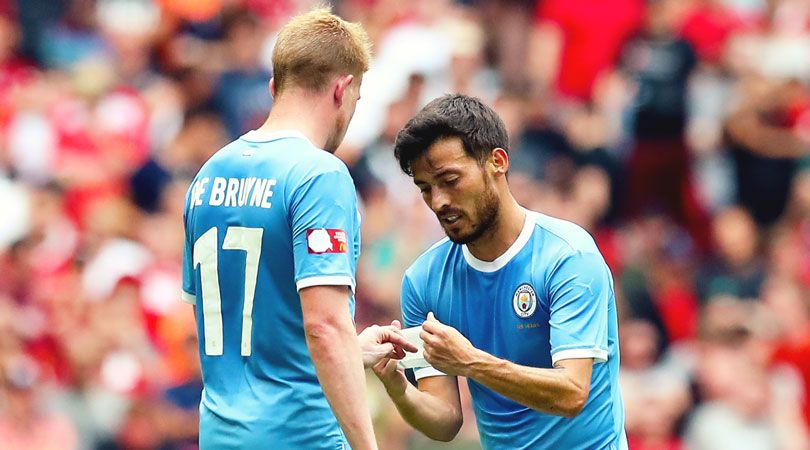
[358,320,418,369]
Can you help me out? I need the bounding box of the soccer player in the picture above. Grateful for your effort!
[181,9,415,450]
[372,94,627,449]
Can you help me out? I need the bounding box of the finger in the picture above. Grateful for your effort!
[383,343,406,360]
[381,329,418,352]
[372,357,390,374]
[421,332,440,349]
[391,319,402,330]
[377,342,395,358]
[391,344,406,360]
[421,319,439,334]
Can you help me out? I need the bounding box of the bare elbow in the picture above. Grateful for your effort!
[430,418,462,442]
[433,432,458,443]
[423,410,462,442]
[303,317,342,342]
[559,390,588,418]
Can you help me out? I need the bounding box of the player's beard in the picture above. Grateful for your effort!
[443,177,500,245]
[324,108,351,153]
[323,120,343,153]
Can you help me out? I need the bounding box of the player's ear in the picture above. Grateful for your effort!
[490,148,509,176]
[269,78,276,98]
[334,74,354,107]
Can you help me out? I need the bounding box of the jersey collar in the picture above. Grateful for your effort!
[462,209,536,273]
[241,129,314,146]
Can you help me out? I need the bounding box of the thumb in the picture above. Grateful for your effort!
[427,312,436,322]
[391,319,402,330]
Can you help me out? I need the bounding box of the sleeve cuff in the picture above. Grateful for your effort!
[413,366,446,381]
[296,275,356,294]
[181,290,196,305]
[551,347,608,365]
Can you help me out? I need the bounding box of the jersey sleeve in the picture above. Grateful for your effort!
[401,273,446,380]
[290,169,358,292]
[547,251,611,364]
[181,195,196,305]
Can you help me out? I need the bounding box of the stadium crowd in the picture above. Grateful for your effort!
[2,0,810,448]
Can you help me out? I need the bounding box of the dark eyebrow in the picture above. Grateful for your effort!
[434,168,462,178]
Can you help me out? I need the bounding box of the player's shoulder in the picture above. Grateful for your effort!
[234,130,351,178]
[195,138,247,174]
[403,236,453,282]
[528,210,600,256]
[244,132,351,178]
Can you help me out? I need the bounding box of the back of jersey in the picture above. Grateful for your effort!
[181,130,360,450]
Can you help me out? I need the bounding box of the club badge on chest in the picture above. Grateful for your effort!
[513,283,537,319]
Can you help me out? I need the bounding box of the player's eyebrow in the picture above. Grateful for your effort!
[432,167,462,178]
[413,165,462,186]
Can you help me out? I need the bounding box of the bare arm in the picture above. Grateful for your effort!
[725,108,809,158]
[300,285,377,450]
[372,360,462,442]
[465,355,592,418]
[421,313,593,418]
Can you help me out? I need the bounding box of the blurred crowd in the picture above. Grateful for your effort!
[3,0,810,448]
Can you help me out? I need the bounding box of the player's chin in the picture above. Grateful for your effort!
[443,226,474,245]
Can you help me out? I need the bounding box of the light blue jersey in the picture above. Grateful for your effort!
[402,210,626,450]
[181,130,360,450]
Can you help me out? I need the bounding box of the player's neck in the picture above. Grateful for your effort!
[257,98,333,150]
[466,197,526,262]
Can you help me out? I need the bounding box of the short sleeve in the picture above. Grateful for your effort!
[401,274,446,380]
[291,170,358,292]
[548,251,611,365]
[401,274,426,328]
[181,199,196,305]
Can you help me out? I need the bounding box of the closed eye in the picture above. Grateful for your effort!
[442,176,459,187]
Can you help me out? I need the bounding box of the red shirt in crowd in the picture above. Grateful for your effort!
[536,0,644,101]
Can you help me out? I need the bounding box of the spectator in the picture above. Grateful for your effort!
[531,0,644,101]
[620,0,707,246]
[213,7,272,139]
[0,357,79,450]
[696,206,765,302]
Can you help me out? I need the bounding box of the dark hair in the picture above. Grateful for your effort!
[393,94,509,176]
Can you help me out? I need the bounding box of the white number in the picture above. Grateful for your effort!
[193,226,264,356]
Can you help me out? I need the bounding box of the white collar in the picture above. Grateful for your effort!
[241,129,314,146]
[462,209,536,273]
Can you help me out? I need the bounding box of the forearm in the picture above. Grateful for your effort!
[726,111,808,158]
[307,319,377,450]
[465,351,588,418]
[386,381,462,442]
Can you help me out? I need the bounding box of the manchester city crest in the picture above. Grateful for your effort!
[513,283,537,319]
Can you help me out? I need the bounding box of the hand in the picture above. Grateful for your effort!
[421,312,479,377]
[358,320,418,369]
[371,357,409,399]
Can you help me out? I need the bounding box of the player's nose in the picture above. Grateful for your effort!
[430,188,450,212]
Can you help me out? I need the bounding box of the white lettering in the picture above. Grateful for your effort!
[224,178,239,207]
[209,177,226,206]
[193,178,210,208]
[239,177,256,207]
[250,179,268,207]
[207,177,276,209]
[261,179,277,209]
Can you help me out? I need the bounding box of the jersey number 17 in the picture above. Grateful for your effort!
[193,226,263,356]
